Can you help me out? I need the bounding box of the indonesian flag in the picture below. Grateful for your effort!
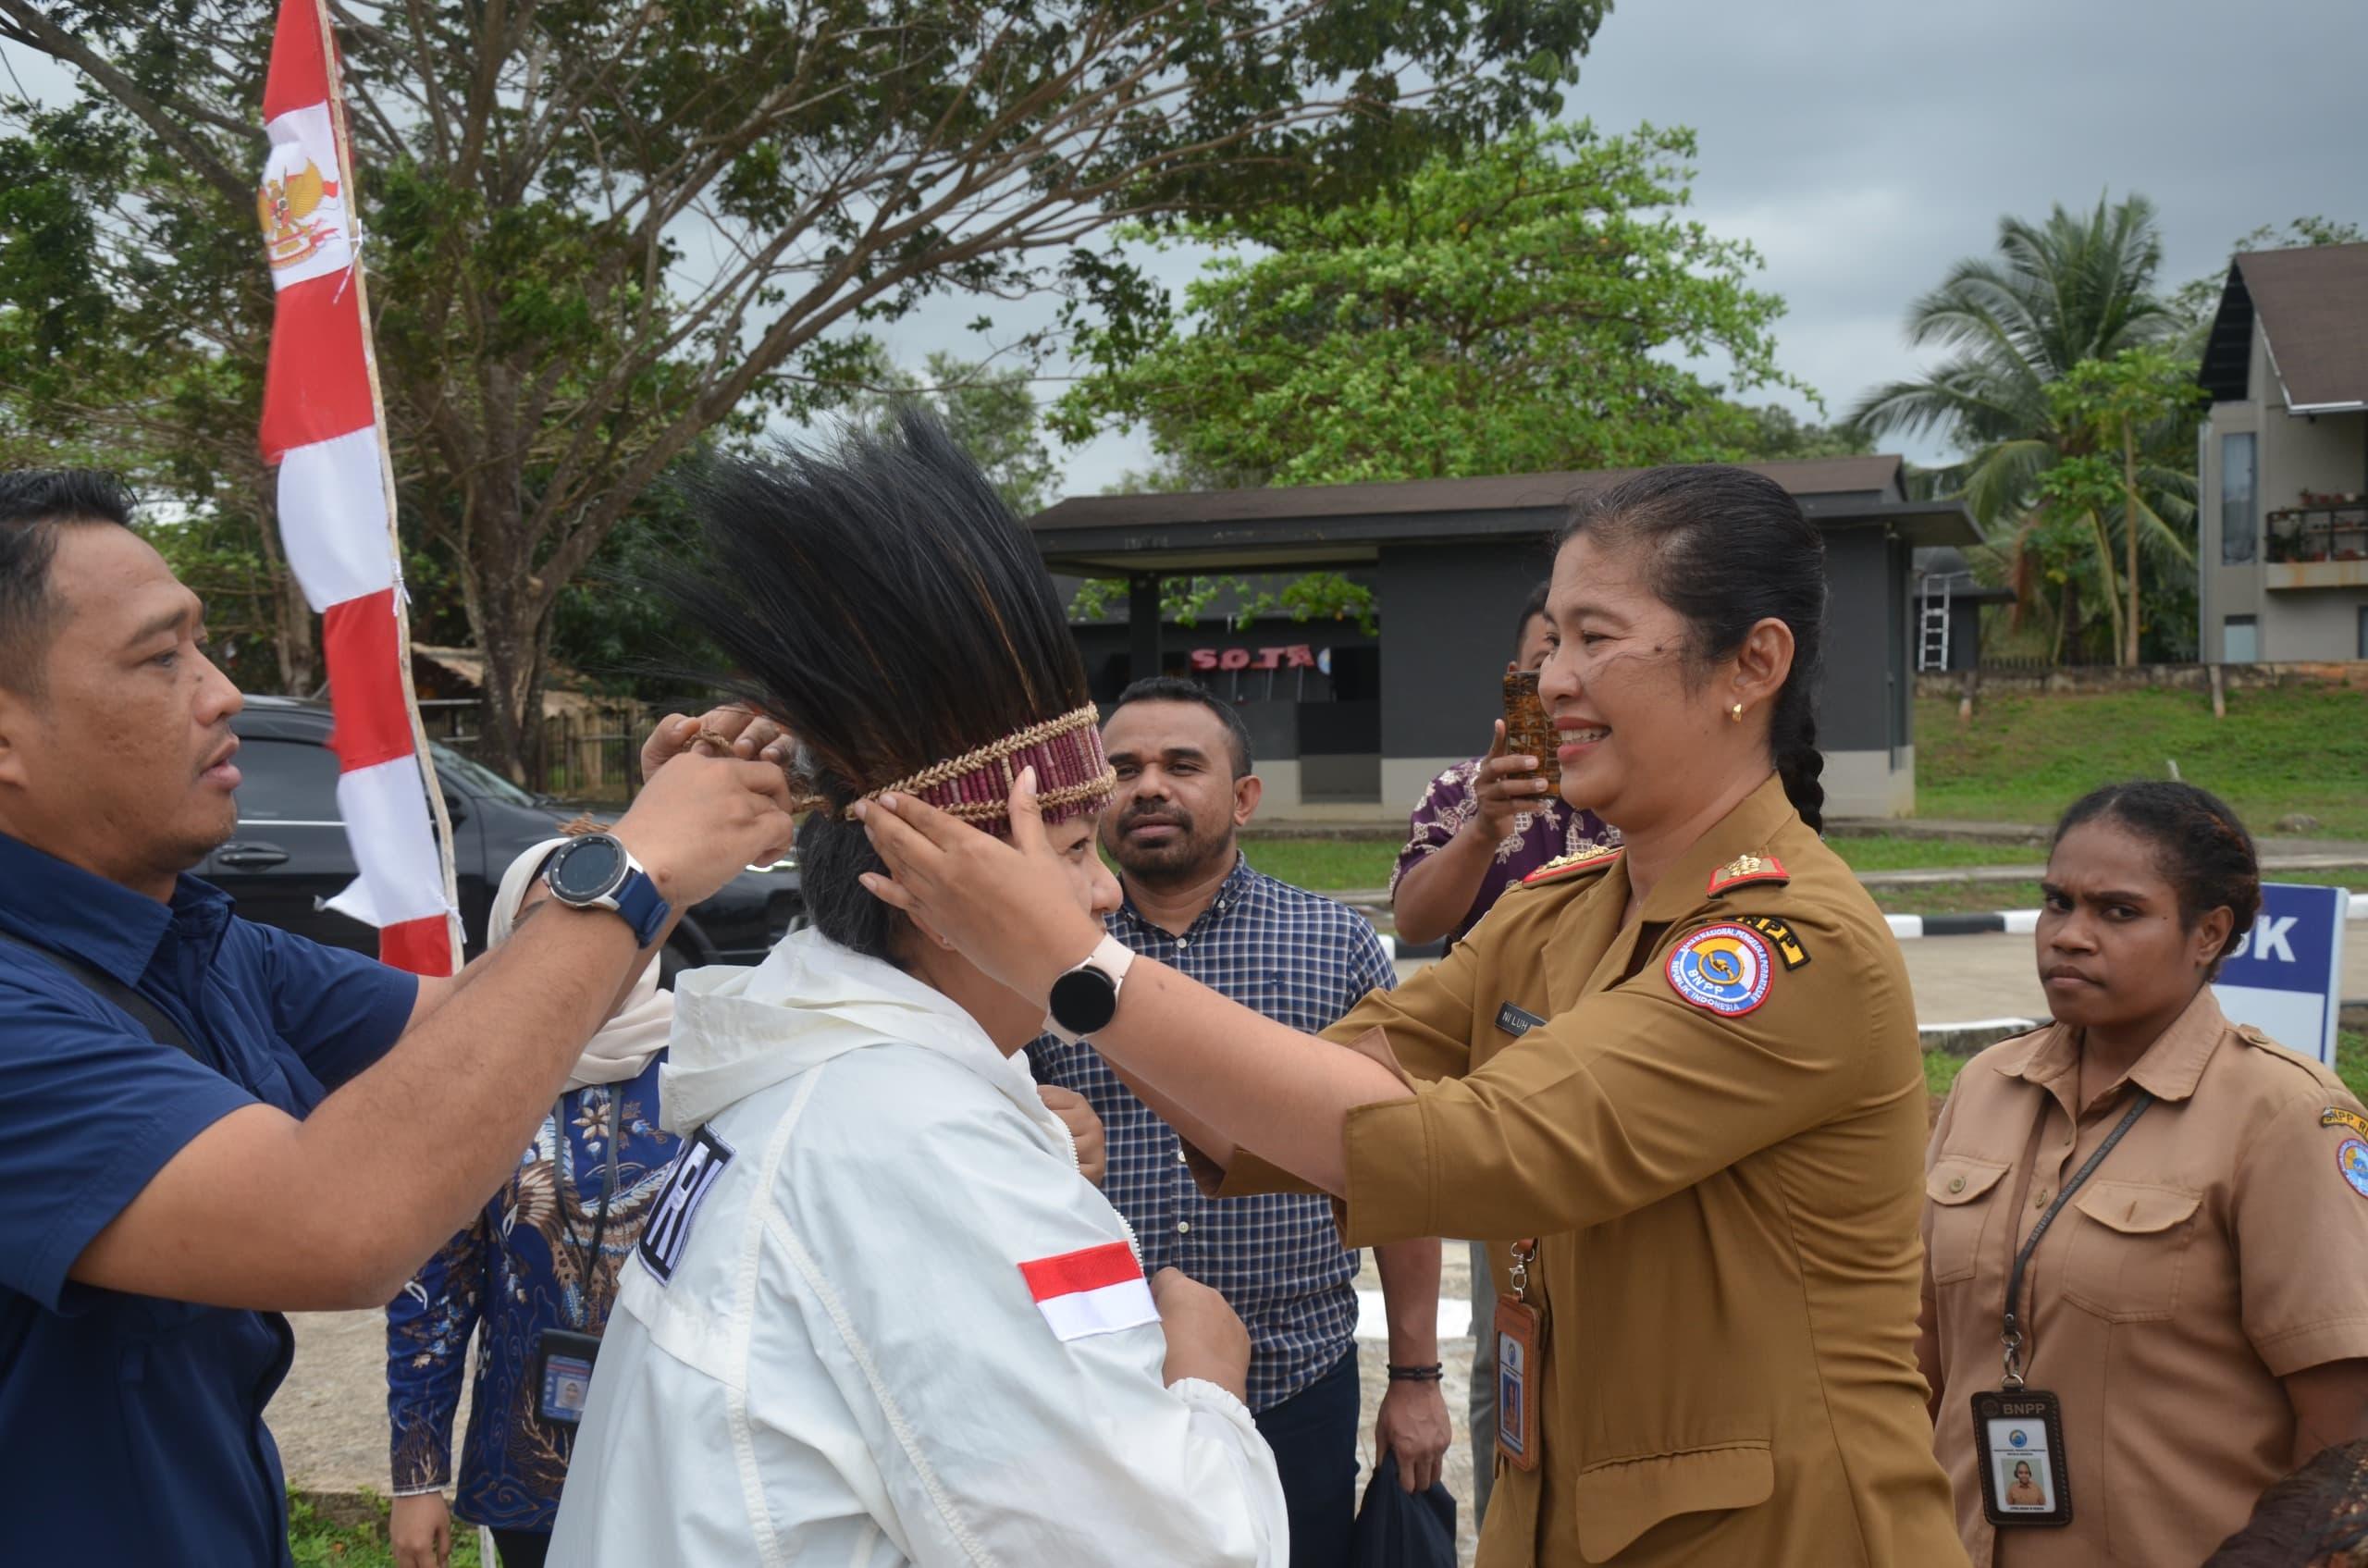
[256,0,461,976]
[1018,1242,1159,1342]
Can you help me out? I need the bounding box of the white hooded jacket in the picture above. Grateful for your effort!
[548,929,1289,1566]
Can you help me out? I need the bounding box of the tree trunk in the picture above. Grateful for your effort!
[251,477,317,695]
[2088,512,2127,668]
[470,582,549,788]
[2121,417,2141,667]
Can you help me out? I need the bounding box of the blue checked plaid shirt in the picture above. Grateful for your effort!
[1027,854,1398,1414]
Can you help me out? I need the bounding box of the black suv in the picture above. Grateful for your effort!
[211,697,804,983]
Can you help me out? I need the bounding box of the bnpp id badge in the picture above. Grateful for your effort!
[1493,1238,1541,1473]
[1971,1388,2072,1526]
[534,1327,602,1426]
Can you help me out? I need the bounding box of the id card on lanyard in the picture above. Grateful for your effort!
[535,1094,622,1426]
[1495,1238,1541,1472]
[1972,1088,2154,1528]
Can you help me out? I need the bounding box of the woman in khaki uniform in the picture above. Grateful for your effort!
[857,466,1966,1566]
[1920,783,2368,1567]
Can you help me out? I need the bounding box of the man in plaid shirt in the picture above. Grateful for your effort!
[1029,678,1448,1568]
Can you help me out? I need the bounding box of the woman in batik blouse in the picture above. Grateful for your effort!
[385,840,679,1568]
[1390,579,1616,950]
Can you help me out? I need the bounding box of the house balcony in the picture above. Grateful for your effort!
[2264,500,2368,588]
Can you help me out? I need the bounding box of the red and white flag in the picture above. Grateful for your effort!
[256,0,460,976]
[1018,1242,1159,1342]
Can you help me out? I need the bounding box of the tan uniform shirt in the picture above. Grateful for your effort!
[1207,776,1966,1566]
[1919,988,2368,1567]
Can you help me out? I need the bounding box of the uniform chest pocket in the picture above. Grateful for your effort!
[1925,1155,2011,1285]
[2061,1179,2202,1323]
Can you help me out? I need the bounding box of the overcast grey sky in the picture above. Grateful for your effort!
[910,0,2367,495]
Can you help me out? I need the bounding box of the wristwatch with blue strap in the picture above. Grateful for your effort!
[541,833,672,947]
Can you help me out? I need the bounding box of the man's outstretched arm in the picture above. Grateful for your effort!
[70,740,796,1312]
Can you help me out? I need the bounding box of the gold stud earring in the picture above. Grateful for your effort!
[1729,702,1744,723]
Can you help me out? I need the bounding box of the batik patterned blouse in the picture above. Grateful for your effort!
[387,1054,678,1533]
[1390,757,1619,945]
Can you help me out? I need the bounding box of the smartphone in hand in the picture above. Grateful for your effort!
[1501,670,1560,790]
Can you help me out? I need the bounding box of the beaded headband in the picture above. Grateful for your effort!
[793,703,1116,834]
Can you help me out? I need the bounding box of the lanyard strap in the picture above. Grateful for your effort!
[2000,1088,2154,1387]
[553,1093,623,1333]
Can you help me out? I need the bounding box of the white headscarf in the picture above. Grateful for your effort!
[490,837,674,1092]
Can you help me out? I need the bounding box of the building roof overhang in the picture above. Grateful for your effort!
[1027,460,1978,575]
[2202,243,2368,411]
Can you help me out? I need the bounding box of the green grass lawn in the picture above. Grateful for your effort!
[1917,685,2368,839]
[1242,837,1402,892]
[290,1491,481,1568]
[1824,835,2041,870]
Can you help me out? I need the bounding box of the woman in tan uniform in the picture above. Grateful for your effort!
[1920,782,2368,1567]
[856,466,1966,1567]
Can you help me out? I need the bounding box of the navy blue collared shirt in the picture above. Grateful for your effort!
[1028,854,1397,1412]
[0,831,419,1565]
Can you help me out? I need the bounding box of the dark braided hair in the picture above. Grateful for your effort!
[2054,780,2262,972]
[1556,466,1829,831]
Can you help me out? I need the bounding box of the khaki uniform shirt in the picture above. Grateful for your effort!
[1207,777,1965,1566]
[1919,988,2368,1567]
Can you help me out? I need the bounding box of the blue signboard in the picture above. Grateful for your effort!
[2213,883,2348,1067]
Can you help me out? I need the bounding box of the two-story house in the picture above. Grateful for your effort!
[2196,241,2368,661]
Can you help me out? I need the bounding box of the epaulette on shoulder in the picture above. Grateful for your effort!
[1707,850,1789,896]
[1520,844,1623,888]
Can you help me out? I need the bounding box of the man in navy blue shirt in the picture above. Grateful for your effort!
[0,471,798,1563]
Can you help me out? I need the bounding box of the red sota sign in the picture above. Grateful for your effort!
[1189,645,1316,672]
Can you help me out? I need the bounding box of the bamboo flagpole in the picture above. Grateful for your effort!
[255,0,462,976]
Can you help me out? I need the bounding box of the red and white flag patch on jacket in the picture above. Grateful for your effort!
[1018,1242,1158,1342]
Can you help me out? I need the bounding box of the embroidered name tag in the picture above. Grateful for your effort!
[1018,1241,1158,1342]
[637,1125,735,1285]
[1496,1002,1548,1037]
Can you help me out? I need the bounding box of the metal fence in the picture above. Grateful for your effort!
[421,698,653,804]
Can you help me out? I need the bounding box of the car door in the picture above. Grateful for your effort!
[206,735,376,954]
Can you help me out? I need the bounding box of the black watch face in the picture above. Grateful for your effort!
[1050,967,1119,1036]
[550,836,627,901]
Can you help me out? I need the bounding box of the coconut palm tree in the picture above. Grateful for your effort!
[1853,194,2198,661]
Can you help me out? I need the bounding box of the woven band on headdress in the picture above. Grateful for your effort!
[814,703,1115,833]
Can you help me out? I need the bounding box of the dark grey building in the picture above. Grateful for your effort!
[1030,458,1979,821]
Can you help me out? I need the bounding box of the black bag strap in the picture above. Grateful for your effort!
[0,929,203,1062]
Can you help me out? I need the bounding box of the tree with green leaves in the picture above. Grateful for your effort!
[1848,193,2179,531]
[0,0,1604,782]
[1056,120,1808,487]
[2022,347,2202,665]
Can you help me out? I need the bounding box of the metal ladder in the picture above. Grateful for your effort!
[1916,574,1952,671]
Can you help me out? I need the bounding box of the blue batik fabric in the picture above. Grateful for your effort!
[1027,854,1398,1413]
[386,1053,680,1533]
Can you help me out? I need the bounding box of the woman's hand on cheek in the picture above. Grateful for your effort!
[856,767,1105,1006]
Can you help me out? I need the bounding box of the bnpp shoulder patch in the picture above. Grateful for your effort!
[637,1124,735,1285]
[1664,923,1777,1018]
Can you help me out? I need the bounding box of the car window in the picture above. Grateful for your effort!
[427,742,539,808]
[234,738,344,823]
